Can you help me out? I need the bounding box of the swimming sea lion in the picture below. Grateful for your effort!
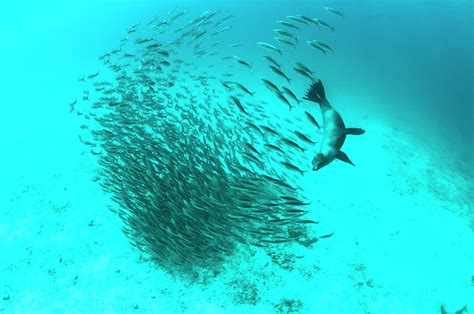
[303,80,365,171]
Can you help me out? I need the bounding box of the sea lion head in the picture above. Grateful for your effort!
[312,153,330,171]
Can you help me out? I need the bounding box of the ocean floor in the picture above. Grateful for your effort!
[1,114,472,313]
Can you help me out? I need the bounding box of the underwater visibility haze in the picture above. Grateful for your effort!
[0,0,473,313]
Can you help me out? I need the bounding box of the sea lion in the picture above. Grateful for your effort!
[303,80,365,171]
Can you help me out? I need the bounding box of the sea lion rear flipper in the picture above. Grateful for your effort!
[303,80,326,104]
[454,305,468,314]
[345,128,365,135]
[336,151,355,166]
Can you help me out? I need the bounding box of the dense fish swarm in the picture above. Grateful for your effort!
[73,7,341,276]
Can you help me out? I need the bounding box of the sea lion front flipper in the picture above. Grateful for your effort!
[336,151,355,166]
[345,128,365,135]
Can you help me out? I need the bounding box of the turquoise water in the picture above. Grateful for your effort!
[0,0,473,313]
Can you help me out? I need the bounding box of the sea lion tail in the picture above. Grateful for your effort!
[303,79,326,104]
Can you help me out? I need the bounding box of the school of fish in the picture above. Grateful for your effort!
[72,6,343,276]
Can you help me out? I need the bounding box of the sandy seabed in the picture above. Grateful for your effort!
[1,113,472,314]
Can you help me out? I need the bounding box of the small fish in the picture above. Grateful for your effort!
[314,40,332,51]
[246,122,263,134]
[269,65,291,83]
[264,143,284,153]
[285,209,309,214]
[256,42,283,55]
[281,138,305,152]
[276,20,300,29]
[261,78,280,93]
[293,67,314,80]
[229,43,242,48]
[275,91,292,110]
[233,56,252,69]
[242,152,263,164]
[281,86,301,104]
[294,130,316,144]
[87,71,99,79]
[134,37,154,45]
[79,135,96,147]
[281,161,307,175]
[283,200,311,206]
[211,26,231,36]
[305,111,320,129]
[263,55,281,68]
[295,62,313,75]
[299,15,317,24]
[274,37,296,47]
[218,14,234,24]
[220,80,234,90]
[230,95,248,114]
[318,232,334,239]
[324,7,344,18]
[280,196,303,202]
[307,40,326,54]
[69,99,77,113]
[235,82,255,96]
[313,18,335,31]
[273,29,299,43]
[146,43,161,50]
[286,15,308,24]
[245,143,260,155]
[260,125,281,137]
[127,25,139,33]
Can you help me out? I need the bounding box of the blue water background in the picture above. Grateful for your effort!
[0,0,472,313]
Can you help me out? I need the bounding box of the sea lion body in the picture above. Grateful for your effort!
[303,80,364,171]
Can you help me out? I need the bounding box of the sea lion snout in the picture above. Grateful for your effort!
[312,153,325,171]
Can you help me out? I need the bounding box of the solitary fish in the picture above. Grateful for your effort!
[260,125,281,137]
[87,71,99,79]
[273,29,299,43]
[303,80,365,171]
[233,56,252,69]
[256,42,283,55]
[324,7,344,18]
[307,40,327,54]
[286,15,308,25]
[313,18,335,31]
[276,20,300,29]
[314,40,332,51]
[69,99,77,113]
[230,95,248,115]
[299,15,317,25]
[293,67,314,80]
[245,142,260,155]
[274,37,296,47]
[295,62,313,75]
[212,26,231,36]
[282,86,301,104]
[281,161,307,175]
[235,82,255,96]
[281,138,306,152]
[261,78,280,93]
[275,91,292,110]
[305,111,320,129]
[263,55,281,68]
[294,130,316,145]
[264,143,284,153]
[269,65,291,83]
